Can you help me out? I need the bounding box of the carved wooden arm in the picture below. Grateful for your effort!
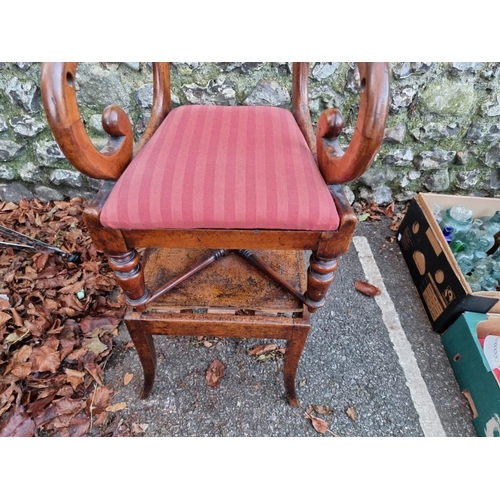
[315,62,390,184]
[40,62,171,180]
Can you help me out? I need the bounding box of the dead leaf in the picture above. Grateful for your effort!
[0,405,35,437]
[4,345,32,376]
[0,311,11,327]
[132,423,149,435]
[305,413,328,435]
[10,307,24,326]
[31,342,61,373]
[34,253,50,272]
[54,397,85,416]
[385,202,395,218]
[354,280,381,297]
[346,406,358,421]
[65,368,86,390]
[248,343,279,356]
[206,359,225,388]
[390,219,402,232]
[4,331,29,345]
[85,362,104,386]
[82,336,108,355]
[312,405,333,415]
[2,201,18,211]
[86,386,113,416]
[123,373,133,385]
[105,402,127,412]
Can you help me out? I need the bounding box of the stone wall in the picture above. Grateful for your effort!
[1,61,500,205]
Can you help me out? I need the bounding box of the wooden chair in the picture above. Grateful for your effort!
[40,62,389,406]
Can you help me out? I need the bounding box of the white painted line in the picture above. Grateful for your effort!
[353,235,446,437]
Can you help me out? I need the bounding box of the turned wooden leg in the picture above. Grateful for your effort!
[108,249,150,312]
[304,253,338,313]
[284,326,310,407]
[126,319,157,399]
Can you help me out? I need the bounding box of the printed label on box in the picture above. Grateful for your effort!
[426,227,443,256]
[420,273,446,321]
[400,226,413,252]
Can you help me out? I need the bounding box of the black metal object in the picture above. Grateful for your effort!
[0,225,82,264]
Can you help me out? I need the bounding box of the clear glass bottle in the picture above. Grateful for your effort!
[463,219,484,243]
[440,205,474,239]
[432,203,443,223]
[475,223,500,254]
[466,264,487,292]
[479,210,500,230]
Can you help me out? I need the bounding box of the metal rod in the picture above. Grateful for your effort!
[237,249,307,305]
[0,225,68,256]
[0,225,82,264]
[146,249,230,305]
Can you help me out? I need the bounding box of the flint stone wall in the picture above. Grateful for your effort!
[1,61,500,205]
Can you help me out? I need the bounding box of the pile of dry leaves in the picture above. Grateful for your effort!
[0,198,126,436]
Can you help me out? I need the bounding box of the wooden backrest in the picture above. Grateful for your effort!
[40,62,389,184]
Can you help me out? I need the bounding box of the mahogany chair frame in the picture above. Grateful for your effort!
[40,62,390,406]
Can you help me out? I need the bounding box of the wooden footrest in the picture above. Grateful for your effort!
[142,248,307,317]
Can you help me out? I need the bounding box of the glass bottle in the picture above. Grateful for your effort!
[466,264,487,292]
[432,204,443,223]
[480,210,500,230]
[440,205,474,239]
[463,219,484,244]
[471,221,500,255]
[442,225,454,244]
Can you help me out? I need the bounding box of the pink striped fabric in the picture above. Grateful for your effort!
[100,105,339,231]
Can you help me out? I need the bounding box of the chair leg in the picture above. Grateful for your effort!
[304,252,338,313]
[284,327,309,407]
[126,320,157,399]
[108,249,150,312]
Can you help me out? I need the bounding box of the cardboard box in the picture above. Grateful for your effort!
[397,193,500,333]
[441,312,500,437]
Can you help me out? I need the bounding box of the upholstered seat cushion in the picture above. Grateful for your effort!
[100,105,339,231]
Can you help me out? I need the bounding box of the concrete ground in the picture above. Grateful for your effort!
[101,218,477,437]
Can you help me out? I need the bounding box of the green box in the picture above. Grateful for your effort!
[441,312,500,437]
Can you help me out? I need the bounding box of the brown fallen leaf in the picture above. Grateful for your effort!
[124,373,134,385]
[31,341,61,374]
[389,220,401,232]
[354,280,381,297]
[132,423,149,435]
[312,405,333,415]
[248,343,279,356]
[65,368,86,390]
[106,402,127,412]
[0,311,11,328]
[86,386,113,416]
[10,307,24,326]
[305,413,328,435]
[0,405,36,437]
[384,202,395,218]
[346,406,358,421]
[34,253,50,272]
[206,359,225,388]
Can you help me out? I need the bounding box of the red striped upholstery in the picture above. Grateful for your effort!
[100,105,339,231]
